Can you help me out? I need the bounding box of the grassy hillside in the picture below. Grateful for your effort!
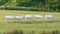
[0,10,60,34]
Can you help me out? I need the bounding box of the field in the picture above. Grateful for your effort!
[0,10,60,34]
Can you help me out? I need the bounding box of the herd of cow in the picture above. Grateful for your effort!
[5,15,53,21]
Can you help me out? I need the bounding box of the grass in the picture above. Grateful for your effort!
[0,10,60,34]
[4,30,60,34]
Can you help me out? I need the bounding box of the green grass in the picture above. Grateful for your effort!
[0,10,60,34]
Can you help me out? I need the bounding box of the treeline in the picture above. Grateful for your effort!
[0,0,60,11]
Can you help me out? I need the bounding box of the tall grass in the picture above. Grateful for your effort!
[4,30,60,34]
[4,30,23,34]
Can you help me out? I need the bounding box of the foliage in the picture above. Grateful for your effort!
[0,0,60,11]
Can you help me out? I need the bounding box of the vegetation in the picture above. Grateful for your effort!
[4,30,60,34]
[0,0,60,11]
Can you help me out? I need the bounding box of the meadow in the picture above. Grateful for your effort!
[0,10,60,34]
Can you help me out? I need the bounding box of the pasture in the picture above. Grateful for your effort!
[0,10,60,34]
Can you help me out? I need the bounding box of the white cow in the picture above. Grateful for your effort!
[6,16,15,20]
[15,16,24,20]
[34,15,43,19]
[5,16,15,22]
[25,15,34,19]
[45,15,53,19]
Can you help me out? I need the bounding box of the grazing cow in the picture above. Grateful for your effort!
[5,16,15,22]
[45,15,53,19]
[34,15,43,19]
[6,16,15,20]
[15,16,24,20]
[25,15,34,19]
